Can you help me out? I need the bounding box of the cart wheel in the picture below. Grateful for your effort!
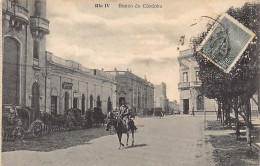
[32,122,42,138]
[13,127,25,141]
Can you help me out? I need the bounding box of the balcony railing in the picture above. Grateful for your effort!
[30,16,50,34]
[190,81,202,87]
[178,82,190,89]
[2,1,29,23]
[178,81,202,89]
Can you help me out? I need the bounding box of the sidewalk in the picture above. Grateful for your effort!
[204,116,259,166]
[251,117,260,151]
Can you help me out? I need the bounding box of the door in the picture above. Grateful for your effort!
[183,99,189,114]
[119,97,125,107]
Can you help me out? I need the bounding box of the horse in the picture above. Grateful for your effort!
[106,118,136,149]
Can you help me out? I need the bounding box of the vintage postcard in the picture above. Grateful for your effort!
[1,0,259,166]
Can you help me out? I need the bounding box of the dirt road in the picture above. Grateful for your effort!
[2,115,215,166]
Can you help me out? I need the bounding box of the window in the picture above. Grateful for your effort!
[73,98,78,108]
[51,96,57,116]
[183,72,188,82]
[97,96,101,107]
[90,95,93,108]
[33,40,39,59]
[196,71,200,81]
[82,94,85,113]
[64,92,69,112]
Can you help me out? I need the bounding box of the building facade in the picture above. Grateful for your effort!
[178,49,216,114]
[2,0,49,117]
[46,52,116,115]
[154,82,169,113]
[106,70,154,114]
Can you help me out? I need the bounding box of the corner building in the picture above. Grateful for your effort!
[178,49,216,114]
[2,0,49,116]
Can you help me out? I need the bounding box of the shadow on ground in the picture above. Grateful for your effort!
[124,144,148,149]
[2,126,109,152]
[206,120,259,166]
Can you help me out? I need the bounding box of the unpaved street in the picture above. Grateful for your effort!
[2,116,215,166]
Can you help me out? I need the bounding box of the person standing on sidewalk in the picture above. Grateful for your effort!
[192,107,195,116]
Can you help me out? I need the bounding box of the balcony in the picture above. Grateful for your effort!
[178,81,202,89]
[178,82,190,89]
[2,1,29,24]
[190,81,202,87]
[30,16,50,38]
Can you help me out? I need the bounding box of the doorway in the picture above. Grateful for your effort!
[183,99,189,114]
[119,97,125,106]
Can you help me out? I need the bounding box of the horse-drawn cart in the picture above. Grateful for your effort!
[2,106,44,141]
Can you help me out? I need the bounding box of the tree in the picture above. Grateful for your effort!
[192,2,259,145]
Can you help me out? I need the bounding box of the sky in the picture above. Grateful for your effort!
[46,0,255,102]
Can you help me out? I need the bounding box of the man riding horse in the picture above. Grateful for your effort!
[118,100,137,131]
[106,99,137,148]
[106,99,137,131]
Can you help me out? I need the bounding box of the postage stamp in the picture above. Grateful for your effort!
[197,13,255,73]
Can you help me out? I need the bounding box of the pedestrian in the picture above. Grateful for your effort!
[192,107,194,116]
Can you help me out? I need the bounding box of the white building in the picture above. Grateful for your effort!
[178,49,216,114]
[45,52,116,115]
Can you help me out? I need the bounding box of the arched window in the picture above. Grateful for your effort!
[82,94,85,114]
[97,96,101,107]
[31,82,40,120]
[107,97,112,112]
[31,82,40,110]
[3,37,20,105]
[90,95,93,108]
